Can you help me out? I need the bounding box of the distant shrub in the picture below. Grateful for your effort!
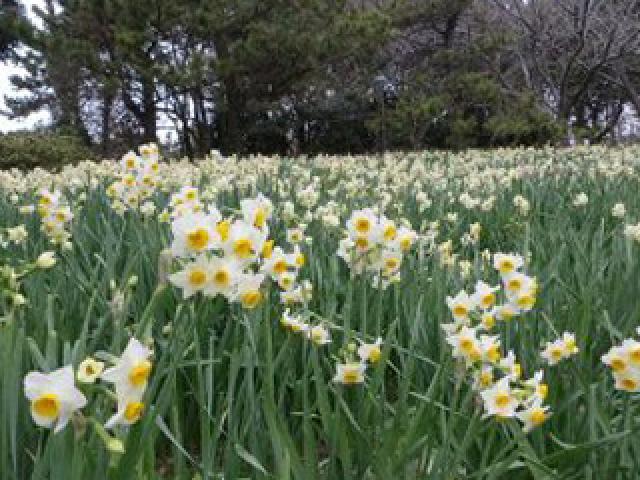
[0,131,94,170]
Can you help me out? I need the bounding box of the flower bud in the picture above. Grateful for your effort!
[36,251,56,269]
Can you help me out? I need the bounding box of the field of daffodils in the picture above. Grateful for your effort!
[1,144,640,479]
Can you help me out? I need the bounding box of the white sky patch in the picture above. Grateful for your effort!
[0,0,50,133]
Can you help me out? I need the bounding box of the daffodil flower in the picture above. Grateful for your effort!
[24,366,87,433]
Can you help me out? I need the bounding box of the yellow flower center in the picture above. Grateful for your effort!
[385,258,400,271]
[355,218,370,234]
[295,253,305,267]
[500,307,515,321]
[188,268,207,287]
[482,314,495,330]
[480,371,493,387]
[621,378,638,391]
[399,236,412,251]
[233,238,253,258]
[279,276,294,290]
[32,393,60,419]
[185,190,197,201]
[311,329,325,344]
[126,158,135,169]
[342,368,362,384]
[241,290,262,309]
[383,224,396,241]
[499,260,515,274]
[254,208,266,228]
[355,236,369,250]
[629,347,640,365]
[186,228,210,251]
[213,268,230,287]
[124,402,145,423]
[262,240,274,258]
[517,294,535,310]
[487,345,501,363]
[610,357,627,372]
[216,220,230,242]
[481,293,495,309]
[129,360,152,387]
[537,383,548,399]
[469,347,482,362]
[274,260,288,275]
[513,363,521,378]
[529,408,546,426]
[55,211,66,222]
[494,392,511,409]
[452,305,468,318]
[550,347,563,361]
[507,278,522,291]
[460,337,474,353]
[368,347,381,363]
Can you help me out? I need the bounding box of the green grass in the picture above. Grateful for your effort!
[1,146,640,479]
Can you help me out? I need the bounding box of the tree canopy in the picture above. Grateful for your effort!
[2,0,639,156]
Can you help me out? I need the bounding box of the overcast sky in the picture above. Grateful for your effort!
[0,0,50,133]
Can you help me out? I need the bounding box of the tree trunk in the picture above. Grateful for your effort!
[101,88,113,155]
[141,74,157,142]
[222,74,244,154]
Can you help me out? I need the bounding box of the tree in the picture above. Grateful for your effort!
[489,0,640,142]
[3,0,637,156]
[0,0,23,60]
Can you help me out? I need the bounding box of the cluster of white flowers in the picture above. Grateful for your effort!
[106,143,161,215]
[167,191,311,309]
[21,188,75,247]
[442,253,550,432]
[601,328,640,393]
[337,208,417,288]
[278,309,384,385]
[23,337,151,436]
[540,332,579,366]
[100,338,153,428]
[333,338,384,385]
[280,309,331,345]
[444,256,537,331]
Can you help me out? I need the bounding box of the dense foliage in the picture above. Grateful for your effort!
[0,131,94,170]
[3,1,638,157]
